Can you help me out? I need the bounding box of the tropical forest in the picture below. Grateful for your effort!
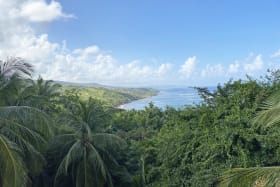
[1,57,280,187]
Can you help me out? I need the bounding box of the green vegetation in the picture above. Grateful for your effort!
[1,57,280,187]
[60,85,158,106]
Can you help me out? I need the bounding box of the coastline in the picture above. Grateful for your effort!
[116,91,159,110]
[116,87,206,110]
[117,104,126,110]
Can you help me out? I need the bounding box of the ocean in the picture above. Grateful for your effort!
[120,87,214,110]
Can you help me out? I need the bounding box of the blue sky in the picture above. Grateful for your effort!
[1,0,280,86]
[50,0,280,62]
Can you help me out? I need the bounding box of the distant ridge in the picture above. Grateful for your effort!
[55,81,105,88]
[55,81,155,89]
[57,81,159,107]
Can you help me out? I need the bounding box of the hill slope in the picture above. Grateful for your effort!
[60,84,159,106]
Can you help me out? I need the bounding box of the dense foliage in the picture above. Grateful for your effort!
[1,57,280,186]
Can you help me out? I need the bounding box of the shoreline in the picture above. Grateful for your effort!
[117,104,126,110]
[116,92,159,110]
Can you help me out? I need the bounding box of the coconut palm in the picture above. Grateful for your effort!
[0,57,33,79]
[0,57,33,89]
[0,57,33,106]
[15,76,61,112]
[50,98,128,187]
[0,106,53,187]
[23,76,61,100]
[0,58,61,111]
[217,93,280,186]
[0,57,53,187]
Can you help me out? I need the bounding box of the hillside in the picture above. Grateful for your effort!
[60,84,159,106]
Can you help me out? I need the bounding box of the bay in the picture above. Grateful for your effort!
[120,87,214,110]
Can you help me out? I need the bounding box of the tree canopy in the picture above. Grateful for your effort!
[1,57,280,186]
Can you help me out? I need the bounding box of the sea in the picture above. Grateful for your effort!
[120,87,215,110]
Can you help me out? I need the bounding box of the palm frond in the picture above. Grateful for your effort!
[54,140,82,185]
[0,116,48,176]
[64,141,82,173]
[253,93,280,127]
[0,57,33,79]
[0,117,46,147]
[56,114,82,132]
[93,133,126,150]
[218,166,280,187]
[88,143,107,180]
[0,135,28,187]
[0,106,53,138]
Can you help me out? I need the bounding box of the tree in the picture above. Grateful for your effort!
[50,98,130,187]
[0,57,33,90]
[0,106,53,187]
[218,93,280,186]
[0,57,53,187]
[15,76,61,112]
[0,57,34,106]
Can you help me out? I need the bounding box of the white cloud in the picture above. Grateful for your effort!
[0,0,173,86]
[179,56,196,79]
[176,53,267,84]
[226,54,265,77]
[228,61,240,74]
[15,0,74,22]
[243,54,263,74]
[30,44,173,85]
[73,46,99,55]
[270,49,280,59]
[201,64,224,78]
[0,0,273,86]
[157,63,172,76]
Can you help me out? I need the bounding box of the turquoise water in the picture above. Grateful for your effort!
[121,87,213,110]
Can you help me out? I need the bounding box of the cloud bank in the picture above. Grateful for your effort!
[0,0,274,86]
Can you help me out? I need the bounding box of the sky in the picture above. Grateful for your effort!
[0,0,280,86]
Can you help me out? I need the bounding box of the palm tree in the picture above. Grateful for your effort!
[218,93,280,186]
[0,57,33,89]
[15,76,61,111]
[0,57,53,187]
[0,61,60,110]
[0,57,33,106]
[23,76,61,100]
[0,57,33,78]
[50,98,128,187]
[0,106,53,187]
